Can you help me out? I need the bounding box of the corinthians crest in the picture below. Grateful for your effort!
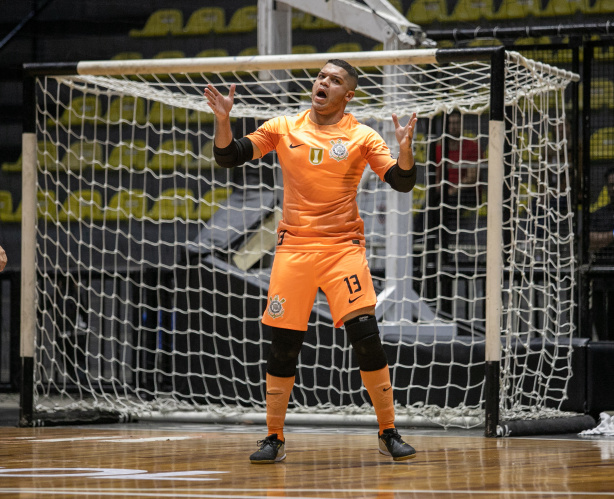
[329,139,349,162]
[267,294,286,319]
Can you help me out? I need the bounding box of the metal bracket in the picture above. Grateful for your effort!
[272,0,425,47]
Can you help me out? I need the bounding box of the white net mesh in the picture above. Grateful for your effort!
[29,50,577,427]
[579,413,614,437]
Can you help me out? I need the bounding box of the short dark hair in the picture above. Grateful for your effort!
[325,59,358,90]
[605,167,614,182]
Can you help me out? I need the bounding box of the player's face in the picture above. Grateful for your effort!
[311,64,355,114]
[448,114,461,138]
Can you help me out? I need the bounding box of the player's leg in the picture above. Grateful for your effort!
[250,326,305,464]
[318,247,392,430]
[343,313,415,460]
[265,327,305,442]
[320,247,416,461]
[251,252,316,464]
[344,313,394,432]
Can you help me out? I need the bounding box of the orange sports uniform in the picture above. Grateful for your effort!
[247,109,396,329]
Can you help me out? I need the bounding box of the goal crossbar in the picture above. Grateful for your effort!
[25,48,578,80]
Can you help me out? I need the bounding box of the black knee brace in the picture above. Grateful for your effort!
[266,327,306,378]
[345,314,388,372]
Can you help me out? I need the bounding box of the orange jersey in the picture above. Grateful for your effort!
[247,109,396,252]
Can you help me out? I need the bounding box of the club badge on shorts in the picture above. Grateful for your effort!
[329,139,349,162]
[267,294,286,319]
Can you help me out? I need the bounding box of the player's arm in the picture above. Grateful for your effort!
[384,112,418,193]
[393,112,417,171]
[204,84,262,167]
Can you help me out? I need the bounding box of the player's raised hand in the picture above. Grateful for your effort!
[0,245,6,272]
[204,83,235,120]
[392,112,418,151]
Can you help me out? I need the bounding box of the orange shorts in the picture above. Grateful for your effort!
[262,246,377,330]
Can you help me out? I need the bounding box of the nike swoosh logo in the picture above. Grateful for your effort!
[289,143,304,149]
[348,295,364,304]
[383,386,392,392]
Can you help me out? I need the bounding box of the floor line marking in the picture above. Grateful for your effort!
[0,488,612,497]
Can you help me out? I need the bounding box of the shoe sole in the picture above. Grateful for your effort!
[378,448,417,461]
[250,453,286,464]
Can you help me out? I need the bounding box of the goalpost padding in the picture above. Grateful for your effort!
[20,48,585,434]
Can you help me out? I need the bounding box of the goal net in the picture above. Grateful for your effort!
[22,49,579,429]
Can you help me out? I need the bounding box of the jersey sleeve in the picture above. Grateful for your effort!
[246,116,284,157]
[362,128,396,181]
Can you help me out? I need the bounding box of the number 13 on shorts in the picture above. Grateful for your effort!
[344,274,363,302]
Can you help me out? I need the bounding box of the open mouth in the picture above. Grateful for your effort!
[314,89,327,101]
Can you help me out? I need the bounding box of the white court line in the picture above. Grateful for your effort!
[70,423,598,442]
[0,488,612,497]
[11,436,113,442]
[98,436,195,443]
[0,491,299,499]
[7,436,195,443]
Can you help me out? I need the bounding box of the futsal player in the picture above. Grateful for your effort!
[204,59,418,464]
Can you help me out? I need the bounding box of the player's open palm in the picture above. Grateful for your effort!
[0,245,6,272]
[204,83,235,120]
[392,112,417,151]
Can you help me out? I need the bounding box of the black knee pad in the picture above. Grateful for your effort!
[345,314,388,372]
[266,327,306,378]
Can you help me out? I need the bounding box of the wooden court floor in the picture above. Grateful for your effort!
[0,423,613,498]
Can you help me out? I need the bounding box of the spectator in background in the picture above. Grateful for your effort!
[547,117,582,201]
[529,117,576,252]
[0,245,6,272]
[435,110,481,209]
[589,167,614,254]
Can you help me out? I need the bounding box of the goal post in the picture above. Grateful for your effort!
[484,50,505,437]
[20,47,592,435]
